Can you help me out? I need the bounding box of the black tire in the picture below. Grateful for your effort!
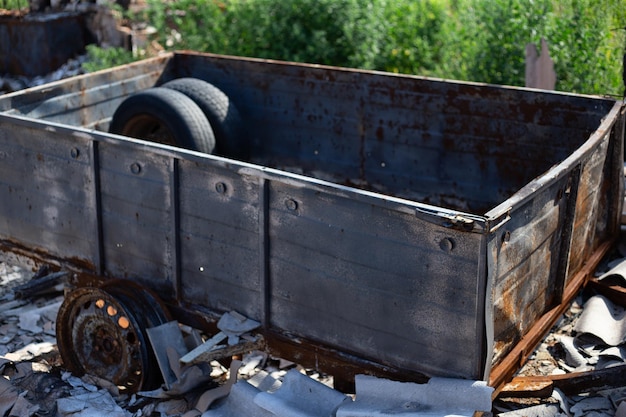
[109,87,216,154]
[161,78,246,159]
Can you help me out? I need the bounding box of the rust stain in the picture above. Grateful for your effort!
[0,238,97,273]
[376,126,384,141]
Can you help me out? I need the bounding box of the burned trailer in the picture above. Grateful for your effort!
[0,52,623,393]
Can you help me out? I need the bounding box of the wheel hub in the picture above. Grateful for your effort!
[56,283,170,393]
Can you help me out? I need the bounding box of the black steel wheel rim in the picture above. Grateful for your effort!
[56,287,158,393]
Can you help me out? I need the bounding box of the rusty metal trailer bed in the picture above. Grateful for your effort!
[0,51,623,393]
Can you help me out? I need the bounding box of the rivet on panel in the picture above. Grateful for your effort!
[70,148,80,159]
[215,182,227,194]
[285,199,298,211]
[130,162,141,174]
[439,237,454,252]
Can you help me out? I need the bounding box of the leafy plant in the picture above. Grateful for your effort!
[543,0,625,95]
[129,0,626,96]
[0,0,27,10]
[378,0,447,75]
[434,0,625,95]
[82,45,138,73]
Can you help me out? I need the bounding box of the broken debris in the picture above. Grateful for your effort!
[180,311,263,366]
[3,246,626,416]
[337,375,492,417]
[574,294,626,346]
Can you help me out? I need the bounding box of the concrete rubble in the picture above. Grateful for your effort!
[2,235,626,416]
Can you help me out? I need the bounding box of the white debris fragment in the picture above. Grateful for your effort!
[18,310,44,334]
[203,381,272,417]
[569,396,614,417]
[0,378,20,417]
[193,360,242,413]
[56,390,131,417]
[0,263,29,291]
[154,398,189,416]
[2,342,55,362]
[598,258,626,283]
[574,295,626,346]
[254,369,351,417]
[496,403,567,417]
[246,370,282,393]
[217,311,261,345]
[555,335,591,371]
[9,394,41,417]
[180,311,262,366]
[336,375,493,417]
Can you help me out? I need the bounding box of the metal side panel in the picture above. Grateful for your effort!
[98,140,175,290]
[566,133,610,285]
[0,55,171,128]
[488,174,571,365]
[170,52,614,215]
[178,160,262,318]
[266,180,487,379]
[0,117,98,267]
[21,72,162,128]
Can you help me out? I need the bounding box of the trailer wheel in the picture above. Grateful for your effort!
[56,283,170,393]
[161,78,246,159]
[109,87,216,153]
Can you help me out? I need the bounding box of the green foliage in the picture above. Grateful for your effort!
[379,0,447,76]
[433,0,625,95]
[237,0,387,68]
[141,0,226,52]
[436,0,554,85]
[83,45,138,73]
[144,0,387,69]
[0,0,27,9]
[131,0,626,96]
[542,0,625,95]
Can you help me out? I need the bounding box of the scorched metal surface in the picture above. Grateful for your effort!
[0,52,623,388]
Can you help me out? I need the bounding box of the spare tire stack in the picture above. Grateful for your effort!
[109,78,244,158]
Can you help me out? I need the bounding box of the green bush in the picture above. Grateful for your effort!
[378,0,447,75]
[543,0,625,95]
[433,0,625,95]
[144,0,387,69]
[82,45,138,73]
[1,0,27,10]
[435,0,553,85]
[131,0,626,96]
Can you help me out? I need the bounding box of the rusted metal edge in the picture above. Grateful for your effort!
[0,234,616,396]
[488,239,615,398]
[0,238,92,273]
[587,277,626,307]
[500,363,626,397]
[153,300,432,393]
[485,100,624,221]
[181,334,266,366]
[263,331,430,393]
